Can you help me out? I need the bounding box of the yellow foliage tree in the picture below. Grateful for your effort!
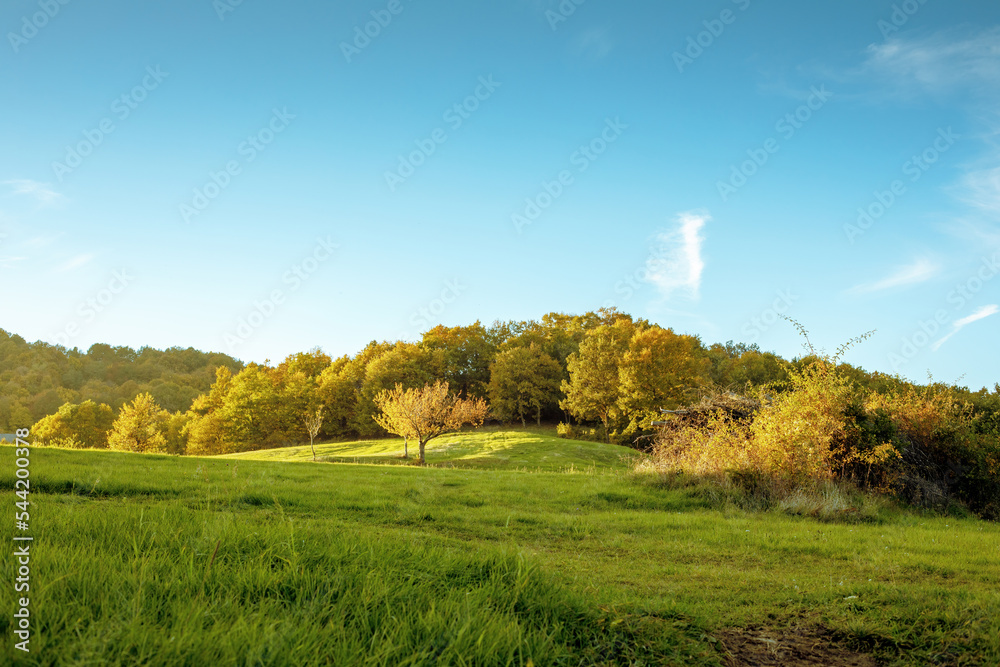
[374,380,488,464]
[108,393,168,453]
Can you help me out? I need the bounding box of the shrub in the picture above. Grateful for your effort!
[556,422,604,443]
[643,321,1000,519]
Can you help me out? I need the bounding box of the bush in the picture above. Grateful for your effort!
[556,422,604,443]
[643,322,1000,519]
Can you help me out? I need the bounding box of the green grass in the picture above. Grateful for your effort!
[2,430,999,665]
[219,425,636,472]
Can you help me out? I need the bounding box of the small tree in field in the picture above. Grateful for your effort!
[304,406,324,461]
[374,380,489,464]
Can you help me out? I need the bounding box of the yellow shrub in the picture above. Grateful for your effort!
[749,362,854,482]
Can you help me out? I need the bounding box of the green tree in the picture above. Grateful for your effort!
[216,364,283,451]
[488,346,562,426]
[357,342,434,437]
[560,319,637,440]
[421,323,497,398]
[32,400,114,449]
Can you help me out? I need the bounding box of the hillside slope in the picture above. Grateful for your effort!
[217,426,637,472]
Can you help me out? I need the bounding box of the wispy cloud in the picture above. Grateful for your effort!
[956,166,1000,218]
[848,258,941,295]
[863,28,1000,100]
[3,179,64,206]
[56,253,95,273]
[932,304,999,351]
[0,256,27,269]
[645,211,708,301]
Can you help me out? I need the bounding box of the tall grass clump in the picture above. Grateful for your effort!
[643,320,1000,519]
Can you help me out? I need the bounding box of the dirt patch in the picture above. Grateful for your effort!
[715,624,876,667]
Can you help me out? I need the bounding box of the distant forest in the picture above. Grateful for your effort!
[3,309,998,456]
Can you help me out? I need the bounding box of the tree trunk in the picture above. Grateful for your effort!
[418,439,426,465]
[403,436,409,459]
[536,406,541,426]
[520,414,526,427]
[310,435,316,461]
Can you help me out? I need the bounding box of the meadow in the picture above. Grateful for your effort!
[2,429,999,665]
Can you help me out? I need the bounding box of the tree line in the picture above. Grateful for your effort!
[0,329,241,432]
[16,309,1000,459]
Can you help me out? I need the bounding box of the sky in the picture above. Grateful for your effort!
[1,0,998,390]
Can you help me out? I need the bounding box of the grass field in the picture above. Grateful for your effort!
[217,426,636,472]
[2,430,999,665]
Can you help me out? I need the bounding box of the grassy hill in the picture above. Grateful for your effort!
[2,430,999,665]
[218,426,636,472]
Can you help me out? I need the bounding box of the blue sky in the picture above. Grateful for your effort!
[1,0,998,390]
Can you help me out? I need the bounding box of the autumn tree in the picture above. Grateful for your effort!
[488,345,562,426]
[373,380,488,464]
[560,319,637,440]
[617,326,709,435]
[108,392,168,453]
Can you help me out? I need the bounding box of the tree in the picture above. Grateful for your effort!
[488,346,562,426]
[374,380,489,464]
[560,319,637,440]
[618,326,710,435]
[357,342,433,437]
[32,400,115,449]
[421,323,496,398]
[108,393,168,453]
[216,364,283,451]
[304,406,324,461]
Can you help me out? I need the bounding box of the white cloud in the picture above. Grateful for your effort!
[645,211,708,301]
[56,253,95,273]
[3,179,64,206]
[957,166,1000,218]
[848,258,941,295]
[864,28,1000,99]
[0,256,26,269]
[932,304,999,351]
